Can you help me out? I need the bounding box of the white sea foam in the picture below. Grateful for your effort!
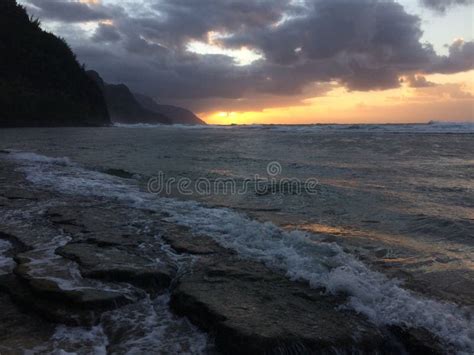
[100,294,209,354]
[6,151,474,353]
[25,295,209,355]
[6,151,74,166]
[114,121,474,134]
[266,121,474,134]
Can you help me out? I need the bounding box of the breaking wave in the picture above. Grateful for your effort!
[114,121,474,134]
[6,150,474,354]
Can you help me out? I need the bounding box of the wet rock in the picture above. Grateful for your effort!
[171,255,386,354]
[1,244,140,326]
[390,326,444,355]
[0,274,98,325]
[57,242,175,294]
[0,292,55,352]
[46,206,153,246]
[83,233,143,247]
[162,224,229,255]
[14,247,137,306]
[404,269,474,307]
[0,231,29,255]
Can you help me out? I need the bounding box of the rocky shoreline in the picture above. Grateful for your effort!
[0,156,445,354]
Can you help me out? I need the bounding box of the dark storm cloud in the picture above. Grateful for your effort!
[224,0,437,90]
[26,0,112,23]
[145,0,296,47]
[21,0,474,111]
[92,23,121,43]
[420,0,474,13]
[429,40,474,74]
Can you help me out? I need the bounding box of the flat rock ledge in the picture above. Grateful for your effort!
[0,159,446,353]
[0,180,178,327]
[0,234,142,325]
[167,232,442,354]
[171,260,384,354]
[57,242,175,294]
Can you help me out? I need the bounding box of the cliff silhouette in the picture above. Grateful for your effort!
[87,71,170,125]
[0,0,110,127]
[134,93,205,125]
[88,71,205,125]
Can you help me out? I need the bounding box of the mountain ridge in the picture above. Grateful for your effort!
[87,71,171,125]
[88,71,205,125]
[0,0,110,127]
[134,93,205,125]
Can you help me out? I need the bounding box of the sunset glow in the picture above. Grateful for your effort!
[19,0,474,125]
[2,1,474,352]
[204,70,474,125]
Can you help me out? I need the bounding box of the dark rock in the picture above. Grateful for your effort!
[0,231,29,255]
[0,292,55,352]
[404,269,474,307]
[46,206,152,246]
[162,224,228,255]
[0,274,99,325]
[57,242,175,294]
[14,250,136,306]
[390,326,444,355]
[5,246,139,325]
[171,256,386,354]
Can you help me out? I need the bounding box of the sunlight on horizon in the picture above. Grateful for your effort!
[203,70,474,125]
[17,0,474,125]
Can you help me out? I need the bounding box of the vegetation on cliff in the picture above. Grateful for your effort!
[0,0,110,127]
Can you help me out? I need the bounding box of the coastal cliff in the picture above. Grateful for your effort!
[134,93,205,125]
[87,71,171,125]
[88,71,205,125]
[0,0,110,127]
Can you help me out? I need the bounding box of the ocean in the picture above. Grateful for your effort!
[0,122,473,353]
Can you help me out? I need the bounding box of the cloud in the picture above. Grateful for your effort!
[224,1,439,90]
[420,0,474,13]
[402,74,436,88]
[429,39,474,74]
[20,0,474,113]
[413,83,474,100]
[26,0,112,23]
[92,23,121,42]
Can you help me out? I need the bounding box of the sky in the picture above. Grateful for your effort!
[20,0,474,124]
